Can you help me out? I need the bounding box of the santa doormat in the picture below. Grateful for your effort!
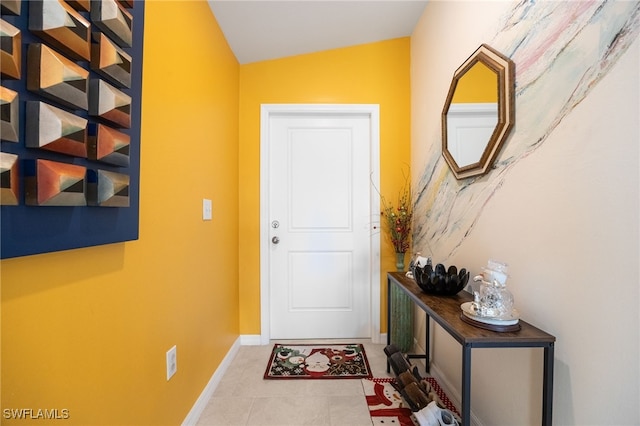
[263,343,372,379]
[362,377,416,426]
[362,377,462,426]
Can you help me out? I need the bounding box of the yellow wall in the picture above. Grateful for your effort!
[451,62,497,103]
[2,11,411,424]
[1,2,239,424]
[238,38,411,335]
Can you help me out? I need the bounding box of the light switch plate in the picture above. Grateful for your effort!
[203,199,212,220]
[166,345,177,380]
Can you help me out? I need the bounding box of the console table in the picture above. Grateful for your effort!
[387,272,555,425]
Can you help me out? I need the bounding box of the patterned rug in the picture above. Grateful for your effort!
[362,378,416,426]
[263,343,372,379]
[362,377,462,426]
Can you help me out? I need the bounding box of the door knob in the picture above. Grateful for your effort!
[271,236,280,244]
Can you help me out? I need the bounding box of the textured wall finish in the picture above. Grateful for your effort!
[414,1,640,260]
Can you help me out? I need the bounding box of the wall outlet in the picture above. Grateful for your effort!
[202,199,212,220]
[166,345,177,380]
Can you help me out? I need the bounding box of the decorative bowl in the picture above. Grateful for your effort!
[412,263,470,296]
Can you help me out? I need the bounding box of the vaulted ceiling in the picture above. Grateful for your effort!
[208,1,429,64]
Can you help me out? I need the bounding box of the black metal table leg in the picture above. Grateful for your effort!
[542,343,555,426]
[425,315,430,374]
[462,343,471,426]
[386,276,392,373]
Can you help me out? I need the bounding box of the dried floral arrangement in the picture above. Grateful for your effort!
[380,175,412,253]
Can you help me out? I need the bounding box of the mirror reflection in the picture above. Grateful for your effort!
[441,44,515,179]
[447,62,498,166]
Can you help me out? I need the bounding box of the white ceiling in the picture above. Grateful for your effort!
[208,1,429,64]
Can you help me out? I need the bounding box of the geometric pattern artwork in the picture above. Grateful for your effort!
[0,152,19,205]
[0,18,21,79]
[65,0,90,13]
[1,0,143,258]
[25,159,87,206]
[28,0,91,61]
[88,123,130,166]
[1,86,19,142]
[0,0,21,15]
[87,169,129,207]
[89,79,131,128]
[25,101,88,158]
[91,32,132,88]
[27,43,89,111]
[91,0,133,48]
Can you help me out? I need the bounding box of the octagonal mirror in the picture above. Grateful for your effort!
[441,44,515,179]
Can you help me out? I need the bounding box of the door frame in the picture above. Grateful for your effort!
[259,104,381,344]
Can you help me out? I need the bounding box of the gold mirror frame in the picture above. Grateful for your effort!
[441,44,515,179]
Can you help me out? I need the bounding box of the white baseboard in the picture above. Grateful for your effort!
[240,334,263,346]
[242,334,386,345]
[181,337,241,426]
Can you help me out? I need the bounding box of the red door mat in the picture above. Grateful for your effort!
[264,343,372,379]
[362,377,461,425]
[362,377,415,426]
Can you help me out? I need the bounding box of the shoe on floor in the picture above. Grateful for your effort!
[402,381,431,410]
[414,402,439,426]
[415,401,459,426]
[397,370,419,389]
[384,344,401,357]
[388,351,411,376]
[438,407,459,426]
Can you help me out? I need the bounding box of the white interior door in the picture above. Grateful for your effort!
[260,105,380,341]
[446,102,498,166]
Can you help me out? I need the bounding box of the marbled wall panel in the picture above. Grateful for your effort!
[413,1,640,260]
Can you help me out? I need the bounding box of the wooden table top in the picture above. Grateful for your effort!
[388,272,556,347]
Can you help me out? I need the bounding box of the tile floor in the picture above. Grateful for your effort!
[196,339,394,426]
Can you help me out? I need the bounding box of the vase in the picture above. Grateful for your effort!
[395,252,406,272]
